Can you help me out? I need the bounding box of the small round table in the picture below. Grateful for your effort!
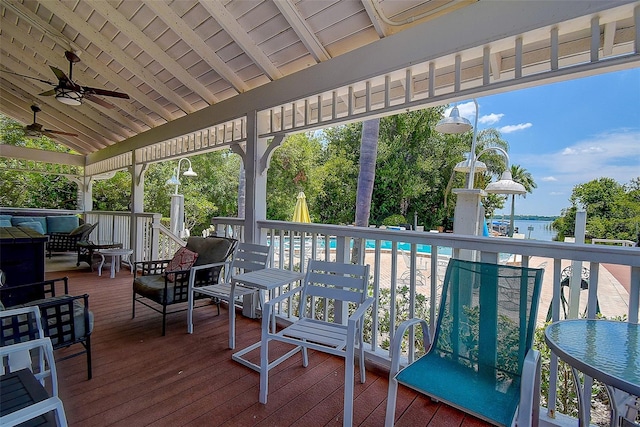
[97,248,134,278]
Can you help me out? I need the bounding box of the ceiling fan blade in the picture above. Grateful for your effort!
[0,69,55,86]
[49,65,68,82]
[43,129,78,137]
[84,94,115,109]
[39,89,56,96]
[82,86,130,99]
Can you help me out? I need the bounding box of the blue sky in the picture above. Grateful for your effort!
[449,68,640,217]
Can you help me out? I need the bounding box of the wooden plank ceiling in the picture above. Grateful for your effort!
[0,0,470,156]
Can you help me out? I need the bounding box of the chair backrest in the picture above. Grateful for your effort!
[299,259,370,322]
[433,259,543,380]
[0,306,45,375]
[228,242,271,278]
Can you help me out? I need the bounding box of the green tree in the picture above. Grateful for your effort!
[266,133,323,222]
[553,177,640,241]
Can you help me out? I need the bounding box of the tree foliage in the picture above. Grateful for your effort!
[553,177,640,241]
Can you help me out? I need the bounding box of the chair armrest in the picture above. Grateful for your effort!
[348,297,374,323]
[517,348,541,427]
[388,317,432,377]
[264,285,304,308]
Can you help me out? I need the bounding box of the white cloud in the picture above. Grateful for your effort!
[549,192,564,196]
[498,123,532,133]
[479,113,503,125]
[523,130,640,186]
[541,176,557,182]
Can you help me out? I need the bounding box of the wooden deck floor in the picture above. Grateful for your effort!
[47,260,492,427]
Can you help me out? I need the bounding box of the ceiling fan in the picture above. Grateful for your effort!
[3,51,130,108]
[23,105,78,138]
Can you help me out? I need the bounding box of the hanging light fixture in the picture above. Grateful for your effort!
[166,158,197,194]
[55,87,83,106]
[454,152,488,173]
[485,169,526,195]
[434,105,472,134]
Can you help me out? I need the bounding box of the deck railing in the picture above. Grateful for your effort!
[10,209,637,425]
[212,217,640,427]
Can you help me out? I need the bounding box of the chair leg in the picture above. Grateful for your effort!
[85,336,92,380]
[385,377,399,427]
[132,291,136,319]
[259,306,270,404]
[358,328,366,383]
[187,289,195,334]
[344,337,356,427]
[162,304,167,336]
[229,295,235,349]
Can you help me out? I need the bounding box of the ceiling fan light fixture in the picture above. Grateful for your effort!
[55,87,83,106]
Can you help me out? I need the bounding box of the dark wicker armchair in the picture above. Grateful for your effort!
[0,277,93,380]
[133,236,237,335]
[46,222,98,258]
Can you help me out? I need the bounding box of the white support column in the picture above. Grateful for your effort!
[452,189,485,260]
[245,110,268,244]
[79,176,93,212]
[130,158,146,261]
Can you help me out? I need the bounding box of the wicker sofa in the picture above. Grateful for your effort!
[0,214,98,258]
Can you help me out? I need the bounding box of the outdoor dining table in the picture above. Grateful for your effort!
[545,319,640,427]
[231,268,305,372]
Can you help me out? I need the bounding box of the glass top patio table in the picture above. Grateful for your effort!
[545,320,640,396]
[545,319,640,426]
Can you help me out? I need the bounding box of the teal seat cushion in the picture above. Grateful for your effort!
[395,352,521,427]
[0,215,12,222]
[18,222,45,234]
[0,220,11,227]
[47,215,80,234]
[11,216,47,234]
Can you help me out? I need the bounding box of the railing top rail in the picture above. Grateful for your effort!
[258,220,640,267]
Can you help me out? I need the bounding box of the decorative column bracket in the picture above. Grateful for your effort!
[259,133,285,175]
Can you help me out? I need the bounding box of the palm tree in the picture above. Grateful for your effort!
[352,118,380,263]
[507,164,537,236]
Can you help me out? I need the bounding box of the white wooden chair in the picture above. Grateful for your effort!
[1,307,68,427]
[259,259,372,427]
[187,242,271,349]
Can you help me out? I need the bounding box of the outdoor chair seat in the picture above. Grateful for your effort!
[46,222,98,258]
[133,236,237,335]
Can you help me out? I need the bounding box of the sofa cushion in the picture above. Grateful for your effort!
[134,275,177,304]
[47,215,80,234]
[0,215,12,222]
[18,222,45,234]
[11,216,47,234]
[165,247,198,282]
[185,236,236,266]
[0,220,11,227]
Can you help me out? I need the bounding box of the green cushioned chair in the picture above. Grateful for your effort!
[385,259,544,427]
[133,236,237,336]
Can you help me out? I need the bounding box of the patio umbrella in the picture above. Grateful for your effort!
[292,191,311,223]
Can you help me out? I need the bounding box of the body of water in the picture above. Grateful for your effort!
[510,219,557,241]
